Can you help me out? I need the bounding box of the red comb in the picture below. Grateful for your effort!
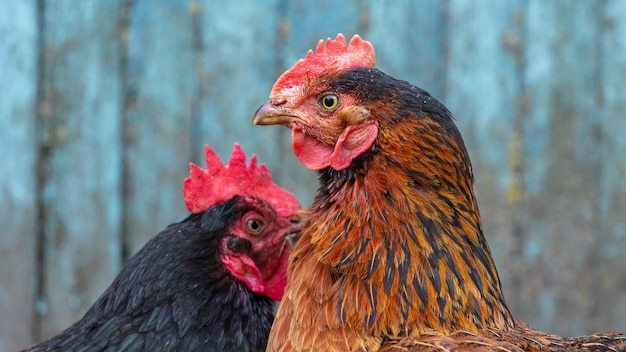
[270,33,376,100]
[183,143,300,216]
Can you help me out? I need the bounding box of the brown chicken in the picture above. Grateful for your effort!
[253,34,626,351]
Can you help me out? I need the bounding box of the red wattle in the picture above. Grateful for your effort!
[222,254,265,294]
[262,258,289,301]
[292,126,334,170]
[291,121,379,171]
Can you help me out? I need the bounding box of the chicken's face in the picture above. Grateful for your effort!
[254,87,378,171]
[220,196,304,301]
[253,34,379,171]
[184,144,304,301]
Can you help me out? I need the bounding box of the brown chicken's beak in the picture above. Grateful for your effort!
[252,101,304,127]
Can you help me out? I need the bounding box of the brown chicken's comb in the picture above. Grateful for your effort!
[271,33,376,98]
[184,143,300,216]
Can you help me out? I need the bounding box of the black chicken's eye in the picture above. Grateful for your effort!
[246,218,264,234]
[320,94,339,110]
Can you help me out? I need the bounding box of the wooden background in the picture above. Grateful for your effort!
[2,0,625,350]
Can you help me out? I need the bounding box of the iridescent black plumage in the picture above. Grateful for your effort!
[25,197,275,352]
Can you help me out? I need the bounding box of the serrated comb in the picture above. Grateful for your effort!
[183,143,300,216]
[270,33,376,101]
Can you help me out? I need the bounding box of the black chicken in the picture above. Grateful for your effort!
[23,144,303,352]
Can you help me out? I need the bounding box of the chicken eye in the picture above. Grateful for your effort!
[246,218,264,234]
[319,94,339,110]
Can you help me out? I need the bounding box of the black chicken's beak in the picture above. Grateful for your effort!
[252,101,305,127]
[284,211,306,248]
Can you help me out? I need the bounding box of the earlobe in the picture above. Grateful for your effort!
[340,106,371,125]
[329,120,379,170]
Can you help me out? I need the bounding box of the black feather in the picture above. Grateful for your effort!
[24,196,275,352]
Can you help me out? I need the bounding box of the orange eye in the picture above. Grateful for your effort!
[246,218,264,234]
[319,94,339,110]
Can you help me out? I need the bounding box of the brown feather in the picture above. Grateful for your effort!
[256,35,626,351]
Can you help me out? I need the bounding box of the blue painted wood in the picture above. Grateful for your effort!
[197,0,317,205]
[0,2,38,350]
[122,0,197,257]
[594,0,626,333]
[37,0,123,340]
[366,0,447,99]
[446,0,522,186]
[280,0,367,67]
[521,0,609,335]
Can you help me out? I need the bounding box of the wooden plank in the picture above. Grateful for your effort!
[0,2,38,350]
[522,0,607,335]
[594,0,626,334]
[443,0,530,328]
[122,0,197,258]
[445,0,524,183]
[279,0,367,66]
[366,0,447,98]
[197,0,318,205]
[38,0,123,340]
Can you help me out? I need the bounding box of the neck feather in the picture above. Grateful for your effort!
[307,118,515,335]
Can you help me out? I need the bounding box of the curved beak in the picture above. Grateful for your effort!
[252,101,305,127]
